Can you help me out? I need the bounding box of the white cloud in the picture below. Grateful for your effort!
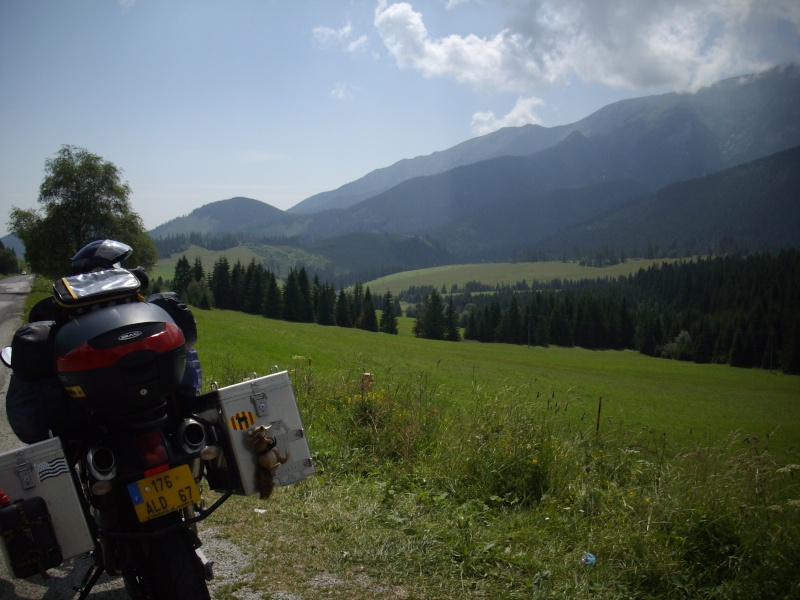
[313,22,370,54]
[312,22,354,45]
[347,35,370,53]
[374,0,800,94]
[374,1,543,92]
[471,96,544,135]
[331,82,359,100]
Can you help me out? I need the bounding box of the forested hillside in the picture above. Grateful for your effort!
[441,251,799,373]
[163,250,799,374]
[147,65,800,270]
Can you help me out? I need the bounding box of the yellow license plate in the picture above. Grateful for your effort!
[127,464,200,523]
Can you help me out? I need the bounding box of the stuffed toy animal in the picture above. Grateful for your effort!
[246,425,291,499]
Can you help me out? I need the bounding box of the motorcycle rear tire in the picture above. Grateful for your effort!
[121,530,210,600]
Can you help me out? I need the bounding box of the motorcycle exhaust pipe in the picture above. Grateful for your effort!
[178,419,207,454]
[87,446,117,496]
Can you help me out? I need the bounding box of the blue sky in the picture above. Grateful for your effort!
[2,0,799,236]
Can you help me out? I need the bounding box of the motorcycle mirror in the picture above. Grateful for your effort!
[0,346,11,368]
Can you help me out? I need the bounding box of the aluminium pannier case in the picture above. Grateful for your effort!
[0,437,94,578]
[202,370,315,496]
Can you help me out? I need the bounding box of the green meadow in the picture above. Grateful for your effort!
[194,310,799,464]
[195,308,799,599]
[20,279,800,597]
[149,247,683,292]
[365,258,686,296]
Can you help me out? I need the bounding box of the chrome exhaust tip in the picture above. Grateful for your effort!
[87,446,117,481]
[178,419,207,454]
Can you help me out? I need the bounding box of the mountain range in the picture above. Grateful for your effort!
[149,63,800,278]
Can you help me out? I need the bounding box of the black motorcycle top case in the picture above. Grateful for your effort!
[54,302,186,414]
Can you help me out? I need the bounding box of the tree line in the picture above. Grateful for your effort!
[152,232,300,259]
[167,255,400,335]
[442,251,799,374]
[0,241,19,275]
[166,250,800,375]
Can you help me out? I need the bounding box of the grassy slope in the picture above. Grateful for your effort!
[149,244,329,282]
[16,283,800,597]
[365,258,685,296]
[194,309,799,464]
[151,252,684,292]
[196,308,800,599]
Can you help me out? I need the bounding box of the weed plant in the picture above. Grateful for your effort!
[207,358,799,599]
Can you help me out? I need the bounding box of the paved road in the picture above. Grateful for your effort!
[0,275,129,599]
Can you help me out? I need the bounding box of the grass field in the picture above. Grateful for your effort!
[194,309,799,464]
[193,307,799,598]
[19,278,800,597]
[365,258,687,296]
[150,248,684,293]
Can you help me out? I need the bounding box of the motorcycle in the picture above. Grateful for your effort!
[0,241,311,599]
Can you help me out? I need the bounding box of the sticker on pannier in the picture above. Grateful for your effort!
[53,268,141,314]
[0,497,63,578]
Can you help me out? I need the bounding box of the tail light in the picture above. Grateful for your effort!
[133,431,170,472]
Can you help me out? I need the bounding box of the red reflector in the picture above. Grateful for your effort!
[57,322,184,372]
[134,431,169,469]
[144,464,170,478]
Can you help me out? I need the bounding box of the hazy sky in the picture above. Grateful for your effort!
[2,0,798,236]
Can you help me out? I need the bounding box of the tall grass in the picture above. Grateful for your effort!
[16,277,799,596]
[208,357,800,599]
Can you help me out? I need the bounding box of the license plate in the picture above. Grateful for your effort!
[127,464,200,523]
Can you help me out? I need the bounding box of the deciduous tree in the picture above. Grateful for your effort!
[9,145,156,277]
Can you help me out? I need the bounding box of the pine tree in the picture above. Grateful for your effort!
[379,290,399,334]
[311,275,321,321]
[413,290,445,340]
[297,267,315,322]
[192,256,205,282]
[336,288,352,327]
[356,287,379,332]
[444,296,460,341]
[464,306,478,340]
[352,283,364,323]
[173,255,192,298]
[317,283,336,326]
[262,271,283,319]
[229,260,246,312]
[210,256,232,310]
[282,269,304,322]
[243,258,264,315]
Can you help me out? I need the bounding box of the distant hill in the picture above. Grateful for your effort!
[535,144,800,258]
[304,232,454,281]
[289,64,800,214]
[287,123,573,214]
[0,234,24,257]
[148,64,800,275]
[149,197,295,239]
